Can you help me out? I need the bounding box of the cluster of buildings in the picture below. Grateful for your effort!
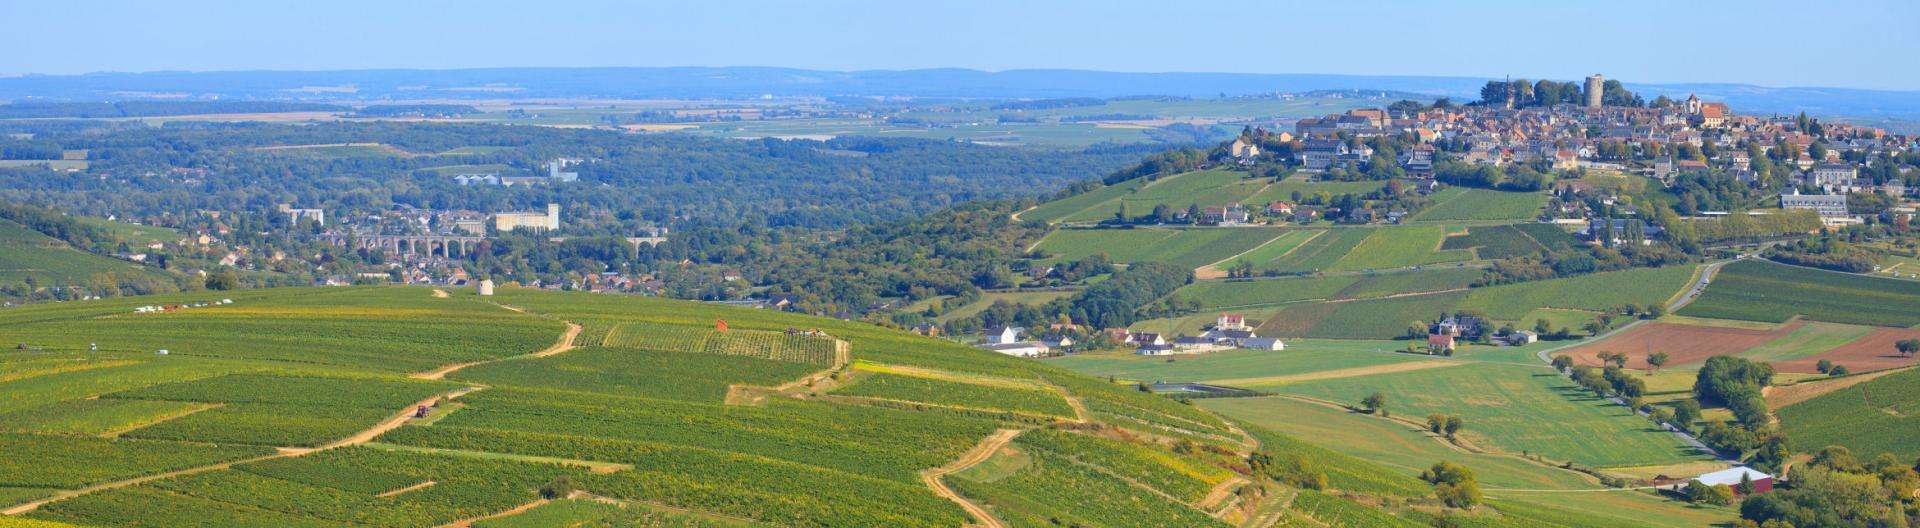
[1129,314,1285,356]
[1275,78,1916,228]
[974,326,1072,358]
[1424,314,1535,353]
[454,158,583,187]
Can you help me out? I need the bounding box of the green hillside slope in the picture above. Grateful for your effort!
[0,220,172,289]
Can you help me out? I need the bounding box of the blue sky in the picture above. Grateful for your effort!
[6,0,1919,90]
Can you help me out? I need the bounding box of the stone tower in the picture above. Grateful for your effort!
[1585,74,1605,108]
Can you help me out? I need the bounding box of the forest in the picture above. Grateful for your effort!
[0,121,1156,229]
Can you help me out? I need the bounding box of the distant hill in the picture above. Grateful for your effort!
[0,218,173,291]
[5,67,1919,119]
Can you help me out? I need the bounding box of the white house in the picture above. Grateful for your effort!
[983,326,1023,345]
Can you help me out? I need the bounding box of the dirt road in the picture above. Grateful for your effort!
[3,387,477,515]
[412,322,581,380]
[921,428,1023,528]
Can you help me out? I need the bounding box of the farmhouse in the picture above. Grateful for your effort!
[1427,333,1456,353]
[983,326,1022,344]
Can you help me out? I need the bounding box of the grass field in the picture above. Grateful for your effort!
[1407,188,1549,222]
[1678,259,1920,327]
[1034,227,1289,270]
[1272,363,1713,467]
[1778,367,1920,459]
[1204,395,1747,528]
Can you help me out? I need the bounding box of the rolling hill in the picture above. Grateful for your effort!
[0,285,1746,527]
[0,219,173,290]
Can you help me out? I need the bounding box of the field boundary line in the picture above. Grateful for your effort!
[922,428,1022,528]
[436,497,549,528]
[1197,230,1318,278]
[1204,360,1463,386]
[374,479,437,498]
[852,361,1052,390]
[2,385,481,515]
[361,442,633,474]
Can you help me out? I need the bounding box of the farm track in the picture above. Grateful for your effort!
[412,321,582,380]
[1,386,480,515]
[922,428,1023,528]
[437,497,549,528]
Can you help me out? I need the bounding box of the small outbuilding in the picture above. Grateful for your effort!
[1690,466,1774,494]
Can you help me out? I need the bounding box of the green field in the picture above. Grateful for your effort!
[1457,265,1699,321]
[1216,229,1322,269]
[1678,259,1920,327]
[1052,168,1268,223]
[1242,177,1385,204]
[1407,188,1549,222]
[1778,367,1920,459]
[1019,178,1148,224]
[1327,225,1474,271]
[1272,363,1713,468]
[1177,267,1480,310]
[1440,223,1579,259]
[1047,340,1431,384]
[1257,290,1469,339]
[1262,228,1374,273]
[1034,227,1288,270]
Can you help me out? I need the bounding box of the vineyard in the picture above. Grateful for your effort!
[1778,367,1920,459]
[831,372,1077,418]
[603,320,837,365]
[0,283,1723,526]
[1678,258,1920,327]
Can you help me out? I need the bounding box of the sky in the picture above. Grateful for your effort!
[6,0,1920,90]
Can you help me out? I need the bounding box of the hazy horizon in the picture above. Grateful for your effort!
[6,0,1919,91]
